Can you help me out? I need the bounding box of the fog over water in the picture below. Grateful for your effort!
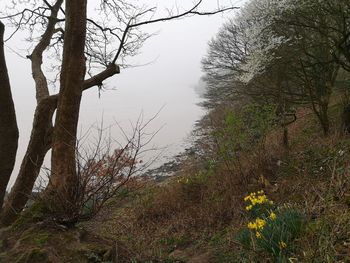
[3,0,246,187]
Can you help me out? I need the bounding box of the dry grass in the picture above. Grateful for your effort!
[83,126,293,261]
[84,103,350,262]
[3,103,350,262]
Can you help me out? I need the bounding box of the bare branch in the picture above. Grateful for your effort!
[83,63,120,90]
[112,1,238,64]
[27,0,63,102]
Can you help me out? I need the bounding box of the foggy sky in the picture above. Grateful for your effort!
[3,0,245,187]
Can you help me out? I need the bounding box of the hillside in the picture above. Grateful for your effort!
[1,103,350,262]
[1,1,349,262]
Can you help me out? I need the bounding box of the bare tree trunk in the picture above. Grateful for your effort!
[317,96,330,136]
[46,0,87,221]
[0,0,63,225]
[0,96,56,225]
[309,92,331,136]
[319,107,330,136]
[0,22,19,209]
[283,126,289,149]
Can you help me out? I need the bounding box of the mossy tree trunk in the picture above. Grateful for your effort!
[0,96,57,226]
[0,22,19,210]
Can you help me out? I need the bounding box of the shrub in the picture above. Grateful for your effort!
[213,103,276,173]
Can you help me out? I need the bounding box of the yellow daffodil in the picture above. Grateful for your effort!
[248,218,266,230]
[269,212,277,220]
[256,232,262,238]
[247,222,256,229]
[245,205,253,211]
[279,241,287,249]
[244,191,272,208]
[255,218,266,229]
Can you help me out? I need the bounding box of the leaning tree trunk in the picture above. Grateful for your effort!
[45,0,87,223]
[0,0,64,226]
[0,22,19,210]
[0,96,57,225]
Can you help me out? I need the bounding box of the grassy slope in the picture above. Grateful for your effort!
[83,103,350,262]
[1,103,350,262]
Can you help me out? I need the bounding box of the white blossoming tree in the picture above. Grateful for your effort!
[202,0,350,135]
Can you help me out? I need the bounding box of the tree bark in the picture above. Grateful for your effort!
[46,0,87,221]
[30,0,63,102]
[1,64,119,225]
[319,107,330,136]
[0,22,19,209]
[0,96,56,225]
[0,0,63,225]
[283,126,289,149]
[317,95,331,136]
